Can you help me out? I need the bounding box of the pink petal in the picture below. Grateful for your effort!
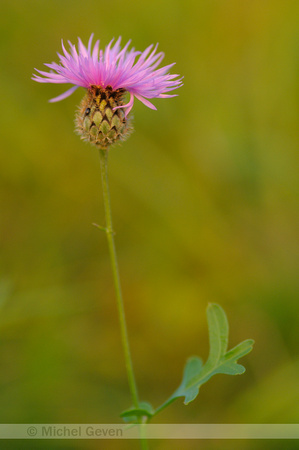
[49,86,78,102]
[134,94,157,110]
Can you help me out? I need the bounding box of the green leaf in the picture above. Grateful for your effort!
[205,302,229,367]
[157,303,254,408]
[178,356,203,403]
[121,402,155,423]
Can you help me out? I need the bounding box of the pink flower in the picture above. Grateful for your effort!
[32,34,183,116]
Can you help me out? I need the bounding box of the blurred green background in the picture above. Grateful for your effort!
[0,0,298,449]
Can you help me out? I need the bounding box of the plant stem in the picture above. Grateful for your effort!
[99,148,148,450]
[99,147,139,409]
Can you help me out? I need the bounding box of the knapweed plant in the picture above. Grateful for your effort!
[33,34,253,434]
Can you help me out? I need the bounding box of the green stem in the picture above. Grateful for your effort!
[99,147,139,407]
[98,148,148,450]
[152,397,177,418]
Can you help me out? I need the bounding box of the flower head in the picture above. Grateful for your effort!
[33,34,182,148]
[32,34,183,116]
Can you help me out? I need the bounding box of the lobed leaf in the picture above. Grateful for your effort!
[155,303,254,409]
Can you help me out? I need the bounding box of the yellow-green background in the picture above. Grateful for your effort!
[0,0,298,449]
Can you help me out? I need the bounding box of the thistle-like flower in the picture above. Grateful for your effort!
[32,34,183,148]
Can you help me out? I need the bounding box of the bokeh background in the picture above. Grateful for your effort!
[0,0,298,449]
